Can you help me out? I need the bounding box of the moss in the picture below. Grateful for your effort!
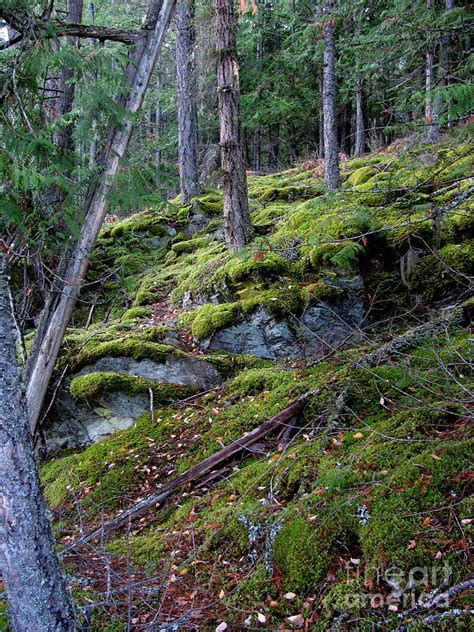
[347,166,378,187]
[122,306,151,321]
[274,518,329,591]
[72,339,184,370]
[171,236,211,254]
[300,280,345,304]
[410,241,474,300]
[257,184,323,203]
[70,371,196,402]
[323,579,366,616]
[189,302,240,340]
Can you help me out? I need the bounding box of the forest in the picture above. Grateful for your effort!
[0,0,473,630]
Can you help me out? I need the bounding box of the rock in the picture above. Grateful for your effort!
[185,213,210,236]
[43,355,222,454]
[205,274,365,360]
[76,355,222,388]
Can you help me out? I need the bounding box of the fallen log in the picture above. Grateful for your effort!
[63,387,320,553]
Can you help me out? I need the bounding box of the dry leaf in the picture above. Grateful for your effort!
[284,592,296,600]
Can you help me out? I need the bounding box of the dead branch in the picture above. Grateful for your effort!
[62,387,320,553]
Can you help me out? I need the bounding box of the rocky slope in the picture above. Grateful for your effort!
[13,133,473,630]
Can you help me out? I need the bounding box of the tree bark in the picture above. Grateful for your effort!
[56,0,84,153]
[437,0,455,125]
[268,123,279,170]
[155,71,162,185]
[322,0,340,189]
[213,0,252,251]
[253,127,261,171]
[318,71,324,157]
[176,0,200,203]
[354,77,365,155]
[0,254,75,631]
[25,0,177,434]
[425,0,439,142]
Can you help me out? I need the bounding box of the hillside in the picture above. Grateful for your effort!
[17,135,474,630]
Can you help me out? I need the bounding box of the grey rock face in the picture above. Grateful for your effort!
[44,355,222,454]
[185,213,210,235]
[76,356,222,388]
[205,273,365,360]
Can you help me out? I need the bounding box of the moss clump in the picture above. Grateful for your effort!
[347,166,378,187]
[72,339,184,371]
[171,236,211,254]
[323,579,366,616]
[122,306,151,321]
[410,241,474,300]
[190,302,240,340]
[70,371,196,402]
[300,281,345,304]
[257,184,323,203]
[274,518,328,591]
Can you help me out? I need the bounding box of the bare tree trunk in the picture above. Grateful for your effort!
[425,0,439,142]
[354,77,365,155]
[437,0,455,126]
[57,0,84,152]
[0,254,75,631]
[268,123,279,170]
[253,127,261,171]
[176,0,200,203]
[318,71,324,157]
[155,71,162,185]
[322,0,340,189]
[25,0,177,434]
[213,0,252,252]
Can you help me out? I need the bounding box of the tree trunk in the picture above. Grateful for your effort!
[354,77,365,155]
[318,71,324,157]
[25,0,177,434]
[0,254,75,631]
[253,127,261,171]
[213,0,252,252]
[176,0,200,203]
[425,0,439,142]
[268,123,279,170]
[437,0,455,125]
[57,0,84,152]
[155,71,162,185]
[322,0,340,189]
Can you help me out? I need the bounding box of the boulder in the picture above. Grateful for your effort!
[43,355,222,454]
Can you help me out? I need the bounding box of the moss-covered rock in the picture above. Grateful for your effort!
[70,371,196,402]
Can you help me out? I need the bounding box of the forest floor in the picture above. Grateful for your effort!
[5,131,472,630]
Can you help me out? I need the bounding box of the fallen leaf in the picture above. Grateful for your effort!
[215,623,228,632]
[286,614,304,626]
[219,589,226,599]
[257,613,266,623]
[353,432,364,439]
[284,592,297,600]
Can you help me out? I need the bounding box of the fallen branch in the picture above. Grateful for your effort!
[63,387,319,553]
[357,305,464,368]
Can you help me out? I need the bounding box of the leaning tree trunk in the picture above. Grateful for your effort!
[354,77,365,155]
[322,0,340,189]
[425,0,439,142]
[213,0,252,251]
[176,0,200,203]
[0,254,75,631]
[25,0,177,434]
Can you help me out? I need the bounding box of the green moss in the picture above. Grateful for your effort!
[323,579,366,616]
[257,184,323,203]
[410,241,474,300]
[72,339,184,370]
[171,236,211,254]
[122,306,151,321]
[70,371,196,402]
[347,166,378,187]
[189,302,240,340]
[274,518,328,591]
